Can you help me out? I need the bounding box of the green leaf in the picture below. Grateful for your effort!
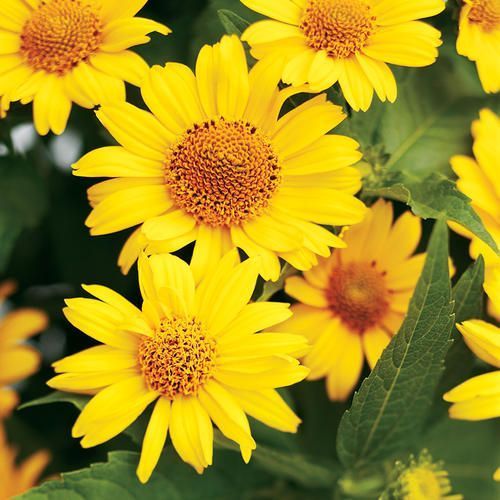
[336,220,454,468]
[256,263,297,302]
[363,171,498,254]
[217,9,250,36]
[429,257,485,423]
[214,431,338,488]
[19,450,273,500]
[20,391,89,412]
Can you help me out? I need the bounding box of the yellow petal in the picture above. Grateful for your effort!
[457,320,500,368]
[90,50,149,87]
[241,0,303,24]
[0,345,40,385]
[362,327,391,369]
[285,276,328,308]
[0,309,47,346]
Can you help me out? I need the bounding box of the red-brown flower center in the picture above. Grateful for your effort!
[326,261,389,333]
[468,0,500,32]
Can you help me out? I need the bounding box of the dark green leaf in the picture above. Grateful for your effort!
[20,391,89,412]
[257,263,297,302]
[363,171,498,253]
[336,220,454,468]
[217,9,250,36]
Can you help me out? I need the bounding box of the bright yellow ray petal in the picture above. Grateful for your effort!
[362,327,391,369]
[372,0,445,25]
[241,0,303,24]
[285,276,328,308]
[90,50,149,87]
[141,210,197,241]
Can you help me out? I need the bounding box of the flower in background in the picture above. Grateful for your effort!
[443,320,500,421]
[0,97,8,119]
[74,35,366,282]
[450,108,500,320]
[382,449,463,500]
[0,281,47,416]
[456,0,500,93]
[0,424,50,498]
[275,200,425,400]
[0,0,170,135]
[240,0,444,111]
[48,252,309,483]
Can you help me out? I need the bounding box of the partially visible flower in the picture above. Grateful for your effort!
[0,424,50,499]
[48,252,309,483]
[74,35,367,282]
[450,109,500,320]
[444,320,500,421]
[0,0,170,135]
[0,281,48,415]
[275,200,426,401]
[0,97,8,119]
[241,0,444,111]
[0,389,19,420]
[456,0,500,93]
[382,450,462,500]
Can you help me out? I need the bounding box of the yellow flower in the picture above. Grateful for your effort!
[386,450,462,500]
[275,200,425,400]
[0,0,170,135]
[48,251,310,483]
[74,35,367,282]
[240,0,444,111]
[0,281,48,415]
[450,109,500,320]
[0,96,8,119]
[443,320,500,421]
[456,0,500,93]
[0,424,50,499]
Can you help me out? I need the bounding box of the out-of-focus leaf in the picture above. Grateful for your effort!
[336,220,454,468]
[19,450,273,500]
[429,257,485,422]
[218,9,250,35]
[20,391,89,412]
[363,171,498,253]
[214,431,338,488]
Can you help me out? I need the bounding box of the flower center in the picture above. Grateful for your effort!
[326,262,389,333]
[300,0,376,59]
[138,317,217,399]
[165,118,282,227]
[468,0,500,31]
[401,468,447,500]
[20,0,103,75]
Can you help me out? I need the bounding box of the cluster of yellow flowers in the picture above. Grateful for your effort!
[0,0,498,490]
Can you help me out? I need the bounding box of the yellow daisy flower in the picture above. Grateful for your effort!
[275,199,425,401]
[240,0,444,111]
[74,35,367,282]
[0,0,170,135]
[0,282,48,415]
[443,320,500,421]
[48,251,310,483]
[0,424,50,499]
[457,0,500,94]
[386,450,463,500]
[450,109,500,319]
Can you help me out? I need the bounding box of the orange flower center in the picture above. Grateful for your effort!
[300,0,376,59]
[138,317,217,399]
[326,262,389,333]
[468,0,500,31]
[165,118,281,227]
[20,0,103,75]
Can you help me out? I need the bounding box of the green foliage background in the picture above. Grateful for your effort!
[0,1,499,498]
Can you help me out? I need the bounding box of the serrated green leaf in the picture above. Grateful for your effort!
[217,9,250,36]
[336,220,454,468]
[363,171,498,254]
[428,257,485,423]
[19,450,273,500]
[214,431,338,488]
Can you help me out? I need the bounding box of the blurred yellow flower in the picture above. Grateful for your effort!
[275,200,425,400]
[0,0,170,135]
[450,109,500,320]
[0,282,47,415]
[241,0,444,111]
[74,35,366,282]
[444,320,500,421]
[48,252,309,483]
[457,0,500,93]
[0,424,50,499]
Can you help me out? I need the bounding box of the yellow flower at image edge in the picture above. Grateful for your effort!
[74,35,367,282]
[443,320,500,421]
[0,0,170,135]
[275,200,426,401]
[450,109,500,320]
[0,281,48,417]
[240,0,445,111]
[48,252,310,483]
[457,0,500,93]
[0,424,50,499]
